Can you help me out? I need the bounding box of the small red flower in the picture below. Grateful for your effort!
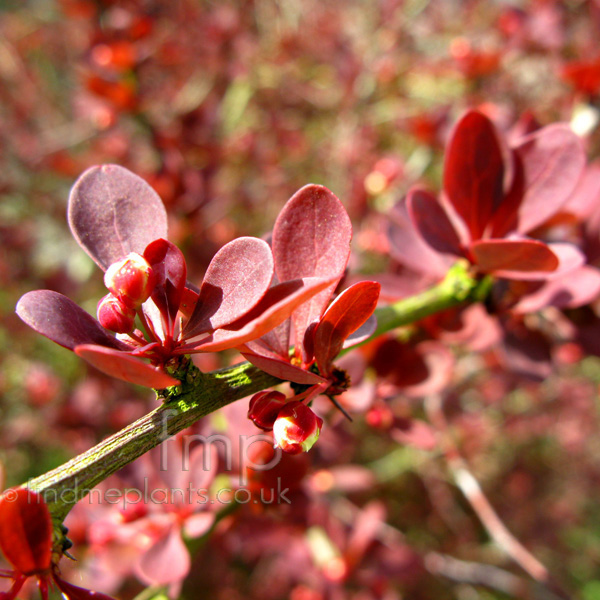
[103,252,156,309]
[272,401,323,455]
[247,391,288,431]
[97,293,136,334]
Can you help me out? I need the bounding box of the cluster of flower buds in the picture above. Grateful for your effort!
[248,392,323,455]
[97,252,156,333]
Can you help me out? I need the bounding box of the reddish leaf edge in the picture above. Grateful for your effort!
[75,345,179,388]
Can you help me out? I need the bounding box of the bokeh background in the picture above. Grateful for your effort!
[3,1,600,599]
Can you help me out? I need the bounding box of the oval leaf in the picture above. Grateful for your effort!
[314,281,381,376]
[407,187,463,255]
[486,241,584,281]
[387,196,455,278]
[443,110,505,240]
[471,239,559,274]
[186,277,335,353]
[74,345,179,388]
[272,185,352,352]
[184,237,273,338]
[0,489,52,576]
[144,238,187,336]
[513,124,586,234]
[16,290,127,351]
[68,165,168,270]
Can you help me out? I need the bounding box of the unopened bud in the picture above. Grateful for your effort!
[104,253,156,308]
[248,390,287,431]
[97,293,136,333]
[273,401,323,455]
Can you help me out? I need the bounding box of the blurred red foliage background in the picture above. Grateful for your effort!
[3,1,600,599]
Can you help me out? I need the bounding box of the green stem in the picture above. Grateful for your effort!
[26,261,490,524]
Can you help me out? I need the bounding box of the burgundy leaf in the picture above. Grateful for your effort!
[68,165,168,270]
[513,124,586,234]
[471,239,559,274]
[144,238,187,335]
[272,184,352,353]
[54,576,117,600]
[187,277,335,353]
[314,281,381,376]
[407,187,463,255]
[254,319,291,358]
[184,237,273,338]
[387,198,455,278]
[443,110,505,239]
[242,353,327,385]
[490,242,584,281]
[74,345,179,388]
[16,291,127,351]
[0,489,52,576]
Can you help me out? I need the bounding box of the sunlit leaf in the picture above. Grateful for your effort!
[184,237,273,338]
[74,345,179,388]
[187,277,334,353]
[471,239,559,274]
[16,291,126,351]
[68,165,168,270]
[314,281,380,376]
[272,185,352,354]
[443,110,505,239]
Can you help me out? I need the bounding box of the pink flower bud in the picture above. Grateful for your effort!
[104,253,156,308]
[248,390,287,431]
[273,401,323,455]
[97,293,136,333]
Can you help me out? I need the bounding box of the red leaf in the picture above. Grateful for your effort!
[443,111,505,240]
[187,277,335,353]
[314,281,380,376]
[74,345,179,388]
[272,185,352,354]
[184,237,273,338]
[0,489,52,576]
[242,353,327,385]
[512,124,586,234]
[471,239,559,274]
[387,197,456,278]
[16,291,128,351]
[486,241,583,281]
[54,575,117,600]
[407,187,463,255]
[144,238,187,335]
[68,165,168,270]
